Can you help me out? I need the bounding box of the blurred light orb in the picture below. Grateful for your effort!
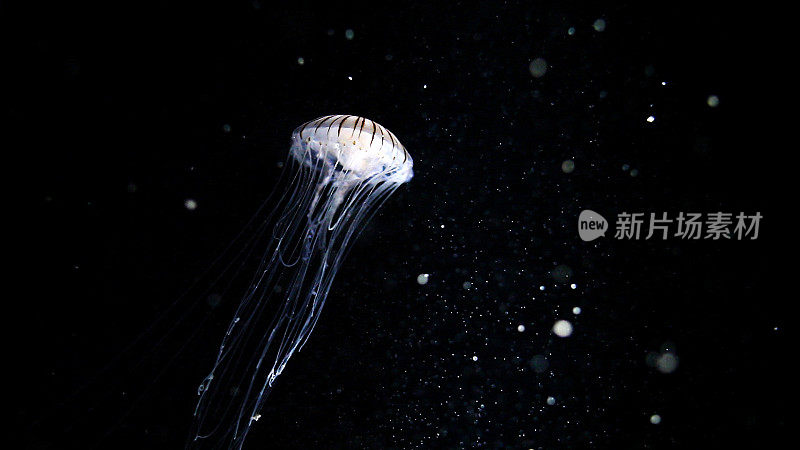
[656,352,679,373]
[529,58,548,78]
[529,355,549,373]
[552,319,573,337]
[593,18,606,32]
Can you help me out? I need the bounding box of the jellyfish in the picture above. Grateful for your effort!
[190,115,413,448]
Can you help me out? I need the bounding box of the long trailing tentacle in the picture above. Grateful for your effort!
[189,161,401,449]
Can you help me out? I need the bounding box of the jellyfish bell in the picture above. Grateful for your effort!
[291,115,414,184]
[190,115,412,449]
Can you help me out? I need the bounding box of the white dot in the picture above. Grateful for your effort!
[517,324,526,332]
[184,199,198,210]
[472,355,478,361]
[567,27,575,36]
[347,76,353,81]
[570,283,577,289]
[646,115,655,123]
[650,414,662,424]
[539,285,545,291]
[572,306,581,315]
[552,319,573,337]
[416,273,430,285]
[546,396,556,405]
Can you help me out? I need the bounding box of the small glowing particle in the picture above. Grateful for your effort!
[561,159,575,173]
[630,168,639,177]
[539,285,545,291]
[347,76,353,81]
[517,324,526,332]
[472,355,478,361]
[572,306,582,315]
[529,57,548,78]
[570,283,577,289]
[297,57,305,65]
[622,163,630,171]
[552,319,573,337]
[593,18,606,32]
[650,414,662,424]
[345,29,354,40]
[707,95,720,107]
[416,273,430,285]
[423,84,427,89]
[463,281,472,290]
[646,115,655,123]
[252,414,261,422]
[546,396,556,405]
[567,27,576,35]
[184,199,198,210]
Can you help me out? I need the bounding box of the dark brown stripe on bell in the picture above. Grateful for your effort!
[337,115,351,137]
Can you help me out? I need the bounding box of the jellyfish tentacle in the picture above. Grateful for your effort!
[191,116,412,449]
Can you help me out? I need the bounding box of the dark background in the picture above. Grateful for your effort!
[6,1,785,449]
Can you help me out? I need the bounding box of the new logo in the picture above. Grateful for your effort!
[578,210,608,241]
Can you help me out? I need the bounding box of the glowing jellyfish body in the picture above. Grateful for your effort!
[191,115,413,448]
